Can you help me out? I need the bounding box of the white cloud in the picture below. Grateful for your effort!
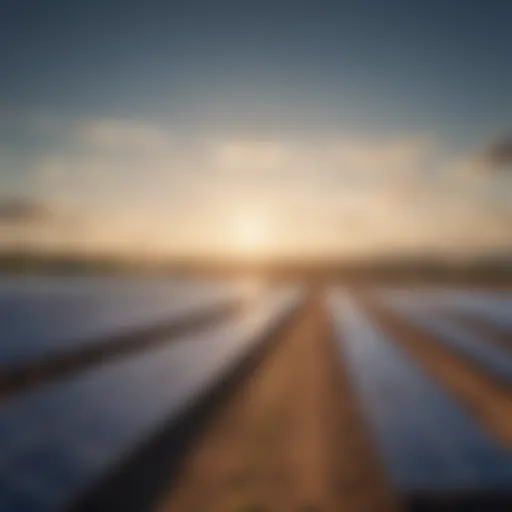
[209,134,433,181]
[78,118,171,154]
[11,115,511,257]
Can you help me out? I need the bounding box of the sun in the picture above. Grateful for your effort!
[232,214,269,255]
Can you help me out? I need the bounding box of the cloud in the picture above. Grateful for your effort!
[31,117,437,208]
[478,137,512,172]
[78,118,170,154]
[210,134,433,190]
[18,114,511,257]
[0,198,54,224]
[0,197,82,231]
[0,197,91,253]
[454,136,512,176]
[74,117,433,179]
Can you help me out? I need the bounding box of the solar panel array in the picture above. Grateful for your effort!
[381,291,512,383]
[329,290,512,492]
[0,278,301,510]
[1,278,512,509]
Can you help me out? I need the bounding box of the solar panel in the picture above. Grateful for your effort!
[329,290,512,491]
[386,296,512,383]
[0,277,244,366]
[379,289,512,332]
[0,289,300,511]
[433,292,512,332]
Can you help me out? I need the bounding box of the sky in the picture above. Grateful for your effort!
[0,0,511,260]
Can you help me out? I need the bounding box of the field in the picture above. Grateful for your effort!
[0,276,511,511]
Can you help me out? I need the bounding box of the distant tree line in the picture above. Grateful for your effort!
[0,249,510,285]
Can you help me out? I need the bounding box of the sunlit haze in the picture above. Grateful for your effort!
[0,1,511,262]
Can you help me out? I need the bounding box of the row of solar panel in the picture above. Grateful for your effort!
[381,289,512,330]
[0,277,250,366]
[381,289,512,383]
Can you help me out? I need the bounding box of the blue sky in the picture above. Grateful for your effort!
[0,0,511,258]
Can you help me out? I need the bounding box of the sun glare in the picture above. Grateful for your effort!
[232,214,269,256]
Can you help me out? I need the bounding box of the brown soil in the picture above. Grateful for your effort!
[157,295,399,512]
[361,295,512,448]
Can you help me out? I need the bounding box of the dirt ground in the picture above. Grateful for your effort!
[361,294,512,448]
[157,294,399,512]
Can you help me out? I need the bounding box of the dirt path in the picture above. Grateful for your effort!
[157,294,398,512]
[362,295,512,448]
